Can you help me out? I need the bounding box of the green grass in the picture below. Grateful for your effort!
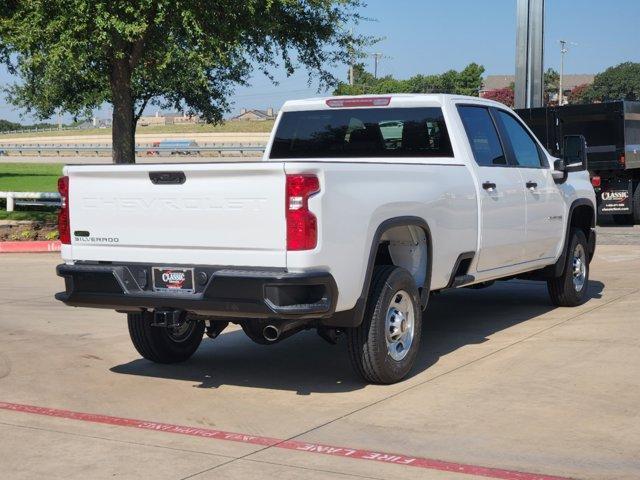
[0,120,275,139]
[0,210,58,222]
[0,163,63,192]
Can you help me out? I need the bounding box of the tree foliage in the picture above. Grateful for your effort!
[567,83,592,105]
[334,63,485,96]
[481,87,514,107]
[0,1,367,163]
[584,62,640,102]
[0,119,20,132]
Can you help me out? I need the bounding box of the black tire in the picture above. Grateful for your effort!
[547,228,590,307]
[127,312,205,363]
[347,266,422,384]
[633,183,640,224]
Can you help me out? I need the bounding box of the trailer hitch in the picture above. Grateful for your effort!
[150,309,185,328]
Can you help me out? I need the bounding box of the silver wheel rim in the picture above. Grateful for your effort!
[385,290,415,361]
[572,244,587,293]
[167,321,197,343]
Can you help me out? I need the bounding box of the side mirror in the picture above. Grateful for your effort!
[552,159,567,182]
[562,134,587,172]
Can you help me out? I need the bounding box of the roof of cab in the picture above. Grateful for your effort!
[279,93,505,112]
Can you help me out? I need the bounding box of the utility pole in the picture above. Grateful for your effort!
[371,53,383,79]
[557,40,576,105]
[558,40,567,105]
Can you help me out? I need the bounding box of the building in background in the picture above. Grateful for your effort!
[137,111,200,127]
[230,108,276,121]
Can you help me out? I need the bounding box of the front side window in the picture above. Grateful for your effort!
[457,106,506,167]
[270,107,453,159]
[495,110,543,168]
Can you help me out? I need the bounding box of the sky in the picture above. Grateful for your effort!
[1,0,639,123]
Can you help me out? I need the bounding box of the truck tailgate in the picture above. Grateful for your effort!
[65,162,287,267]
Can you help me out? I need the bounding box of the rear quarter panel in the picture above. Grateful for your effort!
[285,161,477,311]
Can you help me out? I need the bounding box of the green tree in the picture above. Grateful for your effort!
[455,63,485,96]
[587,62,640,102]
[333,63,485,96]
[0,119,21,132]
[544,68,559,104]
[0,1,366,163]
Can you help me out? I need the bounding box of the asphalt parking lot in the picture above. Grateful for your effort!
[1,229,639,479]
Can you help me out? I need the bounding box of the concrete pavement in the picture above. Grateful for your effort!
[0,246,639,479]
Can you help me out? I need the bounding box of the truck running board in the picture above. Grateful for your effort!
[450,274,475,288]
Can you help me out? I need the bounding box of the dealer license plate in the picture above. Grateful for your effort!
[152,267,195,293]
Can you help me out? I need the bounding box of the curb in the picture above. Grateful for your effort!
[0,241,61,253]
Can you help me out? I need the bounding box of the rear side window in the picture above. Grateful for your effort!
[457,106,507,167]
[495,110,544,168]
[269,107,453,159]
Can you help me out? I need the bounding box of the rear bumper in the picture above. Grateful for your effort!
[55,263,337,320]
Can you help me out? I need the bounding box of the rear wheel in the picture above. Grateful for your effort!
[347,266,422,384]
[547,228,590,307]
[127,312,204,363]
[633,183,640,224]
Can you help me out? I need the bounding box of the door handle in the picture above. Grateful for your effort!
[482,181,497,191]
[526,181,538,190]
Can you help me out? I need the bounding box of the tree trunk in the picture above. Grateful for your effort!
[110,58,136,164]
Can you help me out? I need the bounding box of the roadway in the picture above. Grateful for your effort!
[0,236,639,479]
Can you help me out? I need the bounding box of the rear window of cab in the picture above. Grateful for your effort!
[270,107,453,159]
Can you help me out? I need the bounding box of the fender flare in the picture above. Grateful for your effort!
[321,216,433,328]
[551,198,596,277]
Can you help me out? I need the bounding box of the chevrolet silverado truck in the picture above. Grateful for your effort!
[55,94,596,384]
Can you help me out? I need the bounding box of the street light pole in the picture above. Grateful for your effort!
[371,53,383,79]
[559,40,567,105]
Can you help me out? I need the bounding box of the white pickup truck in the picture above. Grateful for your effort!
[56,94,596,384]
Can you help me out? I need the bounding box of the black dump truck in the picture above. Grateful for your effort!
[517,101,640,225]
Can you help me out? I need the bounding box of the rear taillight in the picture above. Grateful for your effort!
[591,175,601,188]
[619,154,626,166]
[57,176,70,244]
[286,174,319,251]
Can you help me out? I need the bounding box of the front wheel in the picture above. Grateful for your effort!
[127,312,205,363]
[547,228,590,307]
[347,266,422,384]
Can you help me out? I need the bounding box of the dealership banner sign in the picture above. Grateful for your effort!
[599,180,632,214]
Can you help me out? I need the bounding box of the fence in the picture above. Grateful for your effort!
[0,144,265,157]
[0,126,83,136]
[0,192,61,212]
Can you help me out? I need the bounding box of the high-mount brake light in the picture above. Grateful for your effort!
[325,97,391,108]
[57,176,70,245]
[286,174,320,251]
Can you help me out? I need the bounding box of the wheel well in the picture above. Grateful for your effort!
[570,204,595,238]
[374,225,429,289]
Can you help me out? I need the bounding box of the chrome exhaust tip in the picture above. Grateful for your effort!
[262,325,281,342]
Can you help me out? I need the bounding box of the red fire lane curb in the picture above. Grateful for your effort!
[0,241,61,253]
[0,402,572,480]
